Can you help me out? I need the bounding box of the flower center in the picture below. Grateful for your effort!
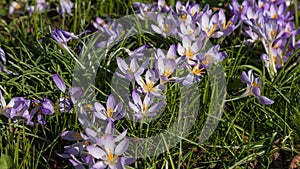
[144,81,156,93]
[107,150,118,165]
[164,67,173,77]
[185,47,194,58]
[106,107,114,118]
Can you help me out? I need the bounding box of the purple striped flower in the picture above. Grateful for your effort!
[240,69,274,105]
[94,94,125,122]
[129,90,164,119]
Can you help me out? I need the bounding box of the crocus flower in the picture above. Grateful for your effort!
[177,35,202,65]
[154,44,182,64]
[240,69,274,105]
[116,57,149,81]
[9,1,23,15]
[27,0,49,14]
[51,28,78,51]
[52,73,67,93]
[135,69,165,98]
[129,90,164,119]
[151,13,178,38]
[200,12,222,38]
[22,98,54,125]
[56,0,74,17]
[218,10,237,36]
[93,94,125,122]
[5,97,31,120]
[52,74,83,112]
[199,45,226,69]
[178,22,201,40]
[93,17,107,32]
[156,57,176,83]
[87,135,134,169]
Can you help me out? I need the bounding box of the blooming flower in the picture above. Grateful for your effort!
[5,97,30,118]
[116,57,149,81]
[135,69,165,97]
[129,90,164,119]
[199,45,226,69]
[86,134,134,169]
[151,13,178,38]
[23,98,55,125]
[56,0,74,17]
[27,0,48,14]
[9,1,23,15]
[51,28,78,51]
[177,35,202,65]
[200,12,222,38]
[240,69,274,105]
[156,57,176,83]
[52,74,83,112]
[93,94,125,122]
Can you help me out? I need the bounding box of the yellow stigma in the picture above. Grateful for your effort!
[181,14,187,21]
[207,24,217,36]
[163,23,170,33]
[202,54,213,65]
[223,21,233,29]
[15,3,22,10]
[106,107,114,118]
[271,14,278,19]
[142,102,148,113]
[251,81,259,88]
[144,81,156,93]
[192,65,205,75]
[185,47,194,58]
[270,30,276,39]
[164,67,173,77]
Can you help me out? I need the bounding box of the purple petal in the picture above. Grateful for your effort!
[258,96,274,105]
[251,87,261,97]
[86,146,106,159]
[52,74,66,93]
[107,94,115,110]
[240,71,251,84]
[61,131,82,141]
[115,139,129,155]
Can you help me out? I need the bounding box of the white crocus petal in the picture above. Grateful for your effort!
[115,139,129,155]
[86,146,106,159]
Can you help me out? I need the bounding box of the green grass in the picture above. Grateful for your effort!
[0,0,300,169]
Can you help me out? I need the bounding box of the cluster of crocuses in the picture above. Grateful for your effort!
[9,0,73,16]
[230,0,300,79]
[3,0,299,168]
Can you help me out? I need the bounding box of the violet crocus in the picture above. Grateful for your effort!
[27,0,49,14]
[199,45,227,69]
[52,74,83,112]
[9,1,23,15]
[218,10,237,36]
[22,98,54,125]
[156,57,176,83]
[240,69,274,105]
[151,13,178,38]
[5,97,31,120]
[51,28,78,51]
[129,90,164,119]
[116,57,149,81]
[93,94,125,122]
[56,0,74,17]
[177,35,202,65]
[87,134,134,169]
[135,69,165,98]
[200,12,222,38]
